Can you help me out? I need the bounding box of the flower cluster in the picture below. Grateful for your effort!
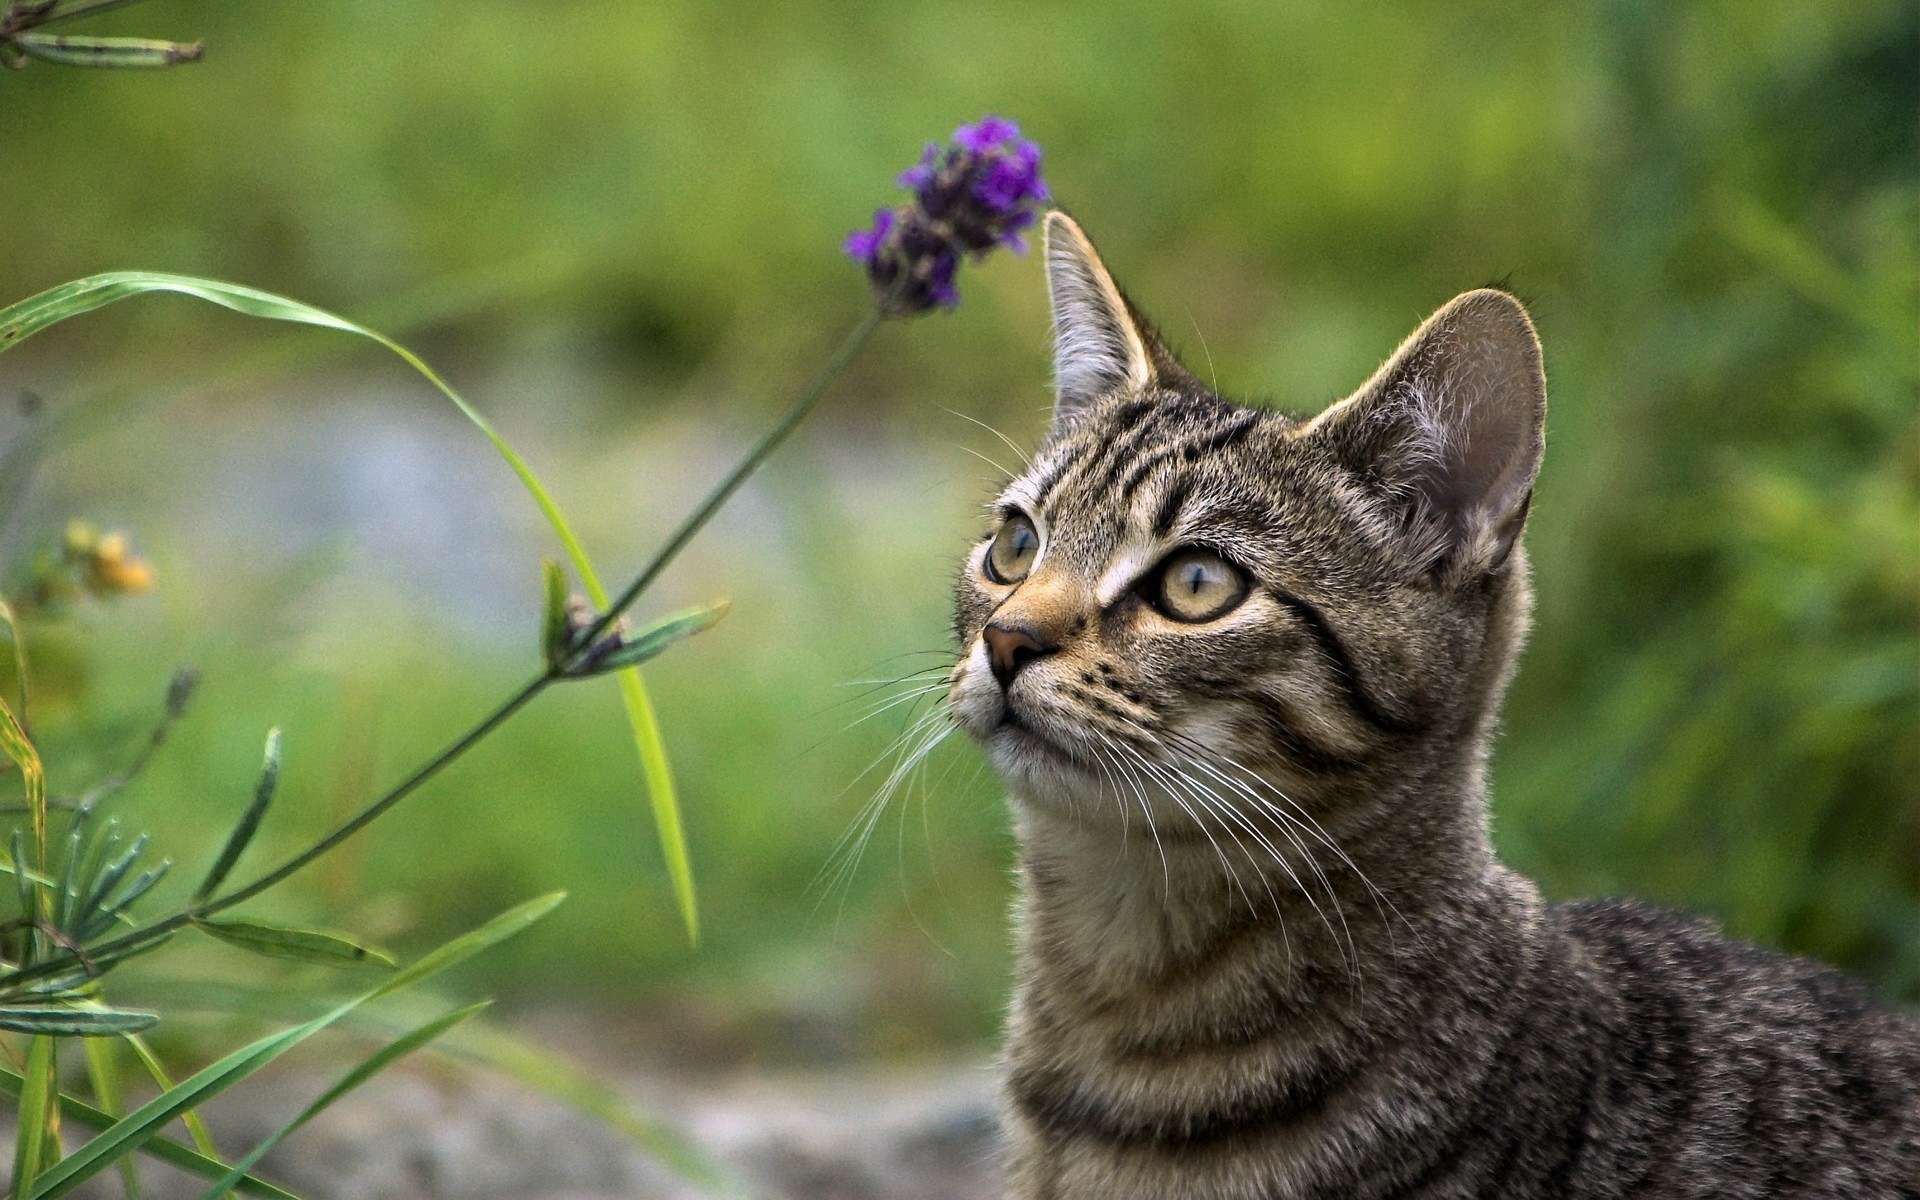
[22,519,155,609]
[845,116,1050,316]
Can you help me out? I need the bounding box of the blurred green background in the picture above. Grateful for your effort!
[0,0,1914,1070]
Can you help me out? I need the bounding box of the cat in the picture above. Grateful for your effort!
[945,210,1920,1199]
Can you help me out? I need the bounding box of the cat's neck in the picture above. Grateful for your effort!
[1008,760,1509,1003]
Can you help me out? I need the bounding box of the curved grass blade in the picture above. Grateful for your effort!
[79,1038,139,1199]
[191,918,394,969]
[0,1005,158,1036]
[195,1001,489,1200]
[0,693,46,863]
[119,1034,220,1167]
[0,1067,293,1199]
[0,600,28,723]
[10,1035,57,1199]
[541,560,570,668]
[25,893,564,1198]
[0,273,695,941]
[193,729,281,904]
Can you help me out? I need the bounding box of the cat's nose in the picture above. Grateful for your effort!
[983,620,1058,689]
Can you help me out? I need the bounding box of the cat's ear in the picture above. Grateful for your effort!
[1044,211,1166,421]
[1308,289,1546,586]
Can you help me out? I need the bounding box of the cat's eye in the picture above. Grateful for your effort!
[984,512,1040,585]
[1150,549,1248,623]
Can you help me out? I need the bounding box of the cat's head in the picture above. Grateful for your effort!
[949,212,1546,828]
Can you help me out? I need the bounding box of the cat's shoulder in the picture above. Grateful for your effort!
[1549,896,1914,1033]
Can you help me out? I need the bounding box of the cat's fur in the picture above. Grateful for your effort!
[946,211,1920,1199]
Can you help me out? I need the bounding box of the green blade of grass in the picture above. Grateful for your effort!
[10,1036,57,1199]
[119,1034,220,1164]
[0,1068,294,1199]
[79,1038,140,1200]
[25,893,563,1199]
[195,1001,489,1200]
[0,600,28,723]
[0,272,696,942]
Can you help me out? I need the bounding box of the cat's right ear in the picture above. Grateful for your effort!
[1044,211,1158,422]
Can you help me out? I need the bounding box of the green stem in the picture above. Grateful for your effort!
[0,311,886,989]
[573,309,885,652]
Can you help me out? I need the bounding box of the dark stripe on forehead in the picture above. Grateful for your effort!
[1113,408,1259,526]
[1118,409,1263,504]
[1266,589,1427,736]
[1086,401,1191,498]
[1150,475,1193,538]
[1035,397,1155,514]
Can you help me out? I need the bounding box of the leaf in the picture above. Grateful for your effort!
[0,599,29,723]
[25,893,564,1199]
[11,35,204,69]
[582,602,730,675]
[0,692,46,864]
[0,1005,158,1037]
[79,1038,140,1200]
[192,918,395,969]
[541,560,571,668]
[119,1034,220,1166]
[11,1036,57,1200]
[196,1001,489,1200]
[0,272,695,942]
[0,1068,294,1199]
[193,729,282,903]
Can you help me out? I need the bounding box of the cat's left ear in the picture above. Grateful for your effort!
[1308,289,1547,586]
[1043,212,1184,423]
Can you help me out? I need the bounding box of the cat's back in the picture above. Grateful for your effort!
[1545,897,1920,1198]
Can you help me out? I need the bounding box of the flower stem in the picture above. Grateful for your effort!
[0,310,887,990]
[572,308,885,652]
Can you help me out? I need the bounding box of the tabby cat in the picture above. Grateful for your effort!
[946,211,1920,1199]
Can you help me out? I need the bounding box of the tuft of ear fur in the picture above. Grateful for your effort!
[1043,212,1184,421]
[1309,289,1547,587]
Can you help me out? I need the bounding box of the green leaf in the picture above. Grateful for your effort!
[10,1036,57,1199]
[196,1001,489,1200]
[0,1067,294,1199]
[0,1004,158,1037]
[119,1034,221,1166]
[0,272,696,942]
[541,560,571,668]
[193,729,282,904]
[581,601,730,675]
[11,34,204,69]
[26,892,564,1198]
[79,1038,140,1200]
[192,918,394,969]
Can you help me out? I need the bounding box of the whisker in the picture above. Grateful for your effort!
[941,407,1035,470]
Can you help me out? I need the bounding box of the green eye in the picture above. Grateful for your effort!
[1152,549,1248,623]
[984,512,1040,584]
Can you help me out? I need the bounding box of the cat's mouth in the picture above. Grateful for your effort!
[992,705,1092,770]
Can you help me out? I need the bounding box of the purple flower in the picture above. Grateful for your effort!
[954,115,1021,153]
[844,114,1051,316]
[842,208,894,264]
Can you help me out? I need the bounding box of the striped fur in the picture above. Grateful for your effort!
[947,212,1920,1198]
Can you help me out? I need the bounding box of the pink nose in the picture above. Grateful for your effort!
[983,621,1057,688]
